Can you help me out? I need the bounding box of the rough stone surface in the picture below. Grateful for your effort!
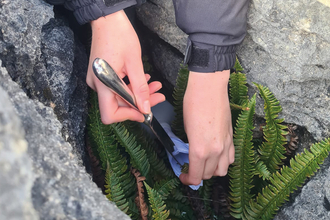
[0,86,38,220]
[137,0,330,142]
[143,33,184,91]
[136,0,187,54]
[0,62,130,220]
[136,1,330,219]
[274,158,330,220]
[238,0,330,141]
[0,0,88,161]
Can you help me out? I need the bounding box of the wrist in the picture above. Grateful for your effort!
[90,10,128,31]
[189,70,230,88]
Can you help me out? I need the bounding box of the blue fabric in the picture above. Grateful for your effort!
[161,123,202,190]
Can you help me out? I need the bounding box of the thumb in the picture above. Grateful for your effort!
[126,61,151,114]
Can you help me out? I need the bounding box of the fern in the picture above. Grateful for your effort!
[123,121,174,179]
[144,182,170,220]
[105,166,130,214]
[171,64,189,141]
[165,199,196,220]
[254,83,288,173]
[87,91,116,170]
[198,178,214,216]
[229,94,257,219]
[87,57,330,220]
[110,122,150,178]
[229,67,248,106]
[234,57,244,72]
[253,157,271,181]
[154,178,180,200]
[245,139,330,220]
[88,92,136,198]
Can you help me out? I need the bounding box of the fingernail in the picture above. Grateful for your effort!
[143,100,150,113]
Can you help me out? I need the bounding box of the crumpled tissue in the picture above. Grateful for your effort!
[161,123,203,190]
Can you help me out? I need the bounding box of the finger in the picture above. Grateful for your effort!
[214,151,230,177]
[202,156,220,179]
[229,142,235,164]
[179,153,205,186]
[149,93,165,107]
[148,81,162,94]
[145,74,151,82]
[97,85,144,124]
[127,80,162,96]
[125,59,151,114]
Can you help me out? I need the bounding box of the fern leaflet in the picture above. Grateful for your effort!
[87,91,116,170]
[144,182,170,220]
[229,94,257,219]
[229,71,248,106]
[255,83,288,173]
[171,65,189,141]
[123,121,174,179]
[245,139,330,220]
[105,166,130,214]
[110,123,150,177]
[154,178,180,200]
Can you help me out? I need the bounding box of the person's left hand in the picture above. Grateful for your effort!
[179,70,235,185]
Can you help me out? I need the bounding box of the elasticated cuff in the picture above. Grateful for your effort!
[64,0,137,25]
[184,38,237,73]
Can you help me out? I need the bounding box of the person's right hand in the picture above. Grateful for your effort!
[86,10,165,124]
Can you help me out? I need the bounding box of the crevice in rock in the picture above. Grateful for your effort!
[135,16,184,104]
[324,196,330,211]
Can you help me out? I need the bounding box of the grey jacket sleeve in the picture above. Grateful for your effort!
[46,0,142,24]
[173,0,250,72]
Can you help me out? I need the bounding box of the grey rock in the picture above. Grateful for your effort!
[136,0,187,54]
[0,0,88,161]
[238,0,330,141]
[146,35,184,90]
[137,0,330,142]
[0,61,130,220]
[0,84,38,220]
[136,0,330,219]
[274,158,330,220]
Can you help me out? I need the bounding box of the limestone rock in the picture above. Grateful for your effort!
[0,62,130,220]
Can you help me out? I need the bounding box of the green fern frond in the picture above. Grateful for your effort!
[128,199,141,219]
[229,94,257,219]
[229,72,249,106]
[171,187,189,204]
[144,182,170,220]
[245,138,330,220]
[123,121,174,179]
[198,178,214,214]
[110,122,150,177]
[105,166,130,214]
[254,83,288,173]
[87,91,117,170]
[253,155,271,181]
[165,199,195,220]
[154,178,180,200]
[234,57,244,72]
[87,92,136,198]
[171,64,189,141]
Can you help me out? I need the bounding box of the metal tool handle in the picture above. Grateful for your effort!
[92,58,153,123]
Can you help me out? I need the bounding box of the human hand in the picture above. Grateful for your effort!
[86,10,165,124]
[179,70,235,185]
